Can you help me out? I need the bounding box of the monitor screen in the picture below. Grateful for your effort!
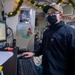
[0,22,6,42]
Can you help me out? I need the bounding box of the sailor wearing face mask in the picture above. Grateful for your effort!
[22,4,75,75]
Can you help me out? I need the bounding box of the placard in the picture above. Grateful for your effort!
[19,8,31,24]
[16,23,33,39]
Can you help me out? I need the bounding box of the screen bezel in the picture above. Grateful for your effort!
[0,21,7,42]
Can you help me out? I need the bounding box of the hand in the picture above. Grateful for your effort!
[22,52,35,58]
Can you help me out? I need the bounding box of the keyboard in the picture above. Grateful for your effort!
[17,57,39,75]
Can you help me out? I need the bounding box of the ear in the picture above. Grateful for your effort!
[60,13,63,19]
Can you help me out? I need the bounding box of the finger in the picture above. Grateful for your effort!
[22,52,28,56]
[24,55,31,58]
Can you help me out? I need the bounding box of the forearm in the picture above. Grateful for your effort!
[33,46,43,56]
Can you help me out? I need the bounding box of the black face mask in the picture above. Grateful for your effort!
[47,15,57,25]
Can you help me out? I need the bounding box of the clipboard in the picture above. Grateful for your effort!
[0,51,13,65]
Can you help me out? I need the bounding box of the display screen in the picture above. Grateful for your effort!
[0,22,6,42]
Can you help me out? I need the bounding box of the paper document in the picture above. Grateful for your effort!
[0,51,13,65]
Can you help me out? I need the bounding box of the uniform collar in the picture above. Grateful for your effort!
[49,21,65,30]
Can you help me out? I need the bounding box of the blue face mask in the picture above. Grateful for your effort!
[47,15,57,24]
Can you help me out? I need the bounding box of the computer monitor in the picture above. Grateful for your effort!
[0,22,6,42]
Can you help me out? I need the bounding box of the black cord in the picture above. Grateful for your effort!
[6,24,14,38]
[6,24,14,47]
